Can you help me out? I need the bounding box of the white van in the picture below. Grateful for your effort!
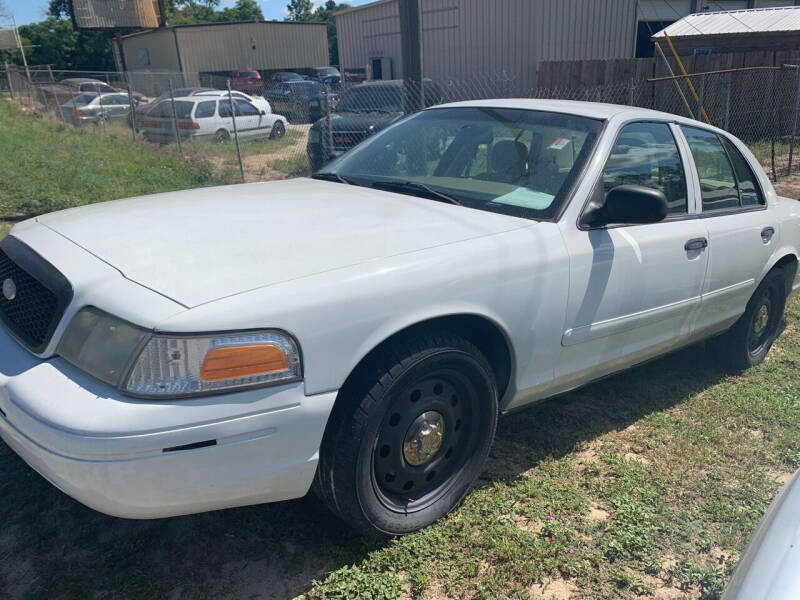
[140,96,288,144]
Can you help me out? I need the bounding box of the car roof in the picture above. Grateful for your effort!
[61,78,107,84]
[430,98,710,124]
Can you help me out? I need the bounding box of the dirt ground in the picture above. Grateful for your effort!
[774,174,800,200]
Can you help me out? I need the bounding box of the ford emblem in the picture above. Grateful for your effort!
[2,278,16,301]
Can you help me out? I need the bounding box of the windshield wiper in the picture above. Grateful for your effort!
[312,172,357,186]
[371,180,463,206]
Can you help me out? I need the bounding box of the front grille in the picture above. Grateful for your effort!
[332,129,371,152]
[0,238,72,353]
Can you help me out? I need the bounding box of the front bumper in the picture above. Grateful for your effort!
[0,325,336,519]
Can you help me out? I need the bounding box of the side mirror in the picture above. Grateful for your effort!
[581,185,668,228]
[260,109,266,115]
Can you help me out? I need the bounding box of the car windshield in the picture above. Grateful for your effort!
[320,107,603,221]
[239,71,259,78]
[315,67,340,77]
[335,86,403,113]
[276,73,303,81]
[287,82,320,97]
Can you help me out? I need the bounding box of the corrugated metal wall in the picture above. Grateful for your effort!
[336,0,639,93]
[121,22,328,76]
[120,28,181,72]
[175,22,329,73]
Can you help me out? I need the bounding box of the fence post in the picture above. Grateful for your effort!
[168,80,182,154]
[324,83,333,170]
[696,74,705,121]
[788,67,800,176]
[99,93,108,136]
[125,76,137,141]
[627,78,635,106]
[4,63,13,99]
[723,72,731,132]
[227,80,245,183]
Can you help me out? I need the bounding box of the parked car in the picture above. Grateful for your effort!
[1,100,798,537]
[724,469,800,599]
[139,95,287,143]
[269,71,304,85]
[58,92,135,126]
[308,66,341,81]
[231,70,263,95]
[132,87,216,129]
[307,79,442,171]
[40,77,148,106]
[266,80,334,123]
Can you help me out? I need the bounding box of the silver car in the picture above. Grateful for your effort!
[58,92,134,126]
[724,469,800,599]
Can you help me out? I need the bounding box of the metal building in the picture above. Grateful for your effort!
[335,0,640,93]
[117,21,329,90]
[652,5,800,54]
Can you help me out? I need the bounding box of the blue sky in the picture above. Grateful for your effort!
[3,0,372,25]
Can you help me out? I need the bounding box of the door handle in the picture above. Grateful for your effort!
[761,227,775,243]
[685,237,708,251]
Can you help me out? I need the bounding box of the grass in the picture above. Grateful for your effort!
[2,98,800,599]
[182,128,307,161]
[0,99,231,219]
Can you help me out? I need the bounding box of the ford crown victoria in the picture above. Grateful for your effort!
[0,100,798,536]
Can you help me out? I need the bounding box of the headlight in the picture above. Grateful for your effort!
[58,307,302,398]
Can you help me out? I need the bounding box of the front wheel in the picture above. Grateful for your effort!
[314,332,498,537]
[270,120,285,139]
[713,268,788,370]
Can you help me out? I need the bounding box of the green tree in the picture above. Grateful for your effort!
[310,1,350,66]
[286,0,314,21]
[219,0,264,22]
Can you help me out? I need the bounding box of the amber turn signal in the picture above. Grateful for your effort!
[199,344,287,381]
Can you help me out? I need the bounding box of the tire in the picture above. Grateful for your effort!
[713,268,788,370]
[314,331,498,537]
[214,129,230,143]
[270,120,286,139]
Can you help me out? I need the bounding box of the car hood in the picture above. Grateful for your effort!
[36,178,527,308]
[318,112,404,132]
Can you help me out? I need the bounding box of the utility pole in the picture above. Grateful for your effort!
[398,0,424,113]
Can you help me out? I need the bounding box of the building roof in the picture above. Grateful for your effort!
[653,6,800,39]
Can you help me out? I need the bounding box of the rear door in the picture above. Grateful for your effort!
[233,99,266,138]
[557,121,709,389]
[679,126,775,335]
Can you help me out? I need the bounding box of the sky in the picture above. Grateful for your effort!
[3,0,373,26]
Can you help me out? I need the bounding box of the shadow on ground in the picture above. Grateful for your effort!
[0,342,729,599]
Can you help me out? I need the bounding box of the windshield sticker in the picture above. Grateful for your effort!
[549,137,571,150]
[491,188,554,210]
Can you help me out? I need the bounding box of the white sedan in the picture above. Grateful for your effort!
[0,100,798,536]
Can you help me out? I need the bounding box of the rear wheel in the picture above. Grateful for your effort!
[270,121,286,139]
[714,268,788,370]
[314,332,498,537]
[214,129,230,143]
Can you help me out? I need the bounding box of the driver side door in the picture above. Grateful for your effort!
[554,121,710,391]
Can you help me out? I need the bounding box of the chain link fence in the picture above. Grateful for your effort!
[3,64,799,185]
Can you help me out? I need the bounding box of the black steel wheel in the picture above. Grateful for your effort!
[270,120,286,139]
[314,331,498,537]
[214,129,230,143]
[714,268,788,370]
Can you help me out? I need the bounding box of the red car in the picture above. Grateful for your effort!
[232,70,263,95]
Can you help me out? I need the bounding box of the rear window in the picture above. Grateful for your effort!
[158,100,194,119]
[238,71,260,78]
[72,93,97,105]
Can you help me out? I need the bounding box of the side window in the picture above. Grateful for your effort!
[195,101,216,118]
[219,100,233,118]
[111,95,129,104]
[79,84,94,92]
[158,101,172,118]
[235,100,259,116]
[603,122,688,215]
[681,126,740,211]
[720,136,765,207]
